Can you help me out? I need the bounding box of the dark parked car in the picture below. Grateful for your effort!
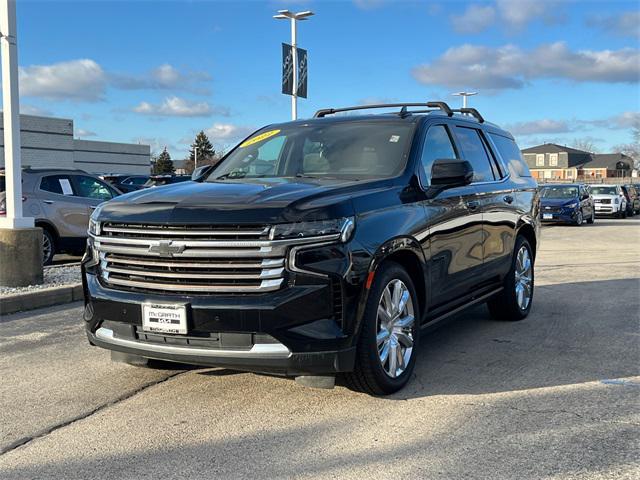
[82,102,539,395]
[102,174,149,193]
[539,184,595,225]
[143,174,191,187]
[621,185,639,216]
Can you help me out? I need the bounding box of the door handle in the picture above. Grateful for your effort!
[43,200,54,205]
[503,195,514,204]
[466,200,480,211]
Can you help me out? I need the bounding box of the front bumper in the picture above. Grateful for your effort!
[594,204,620,215]
[540,209,579,223]
[82,241,363,375]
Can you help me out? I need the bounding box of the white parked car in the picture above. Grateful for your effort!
[590,185,628,218]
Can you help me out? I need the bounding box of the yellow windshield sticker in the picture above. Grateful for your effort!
[239,129,281,148]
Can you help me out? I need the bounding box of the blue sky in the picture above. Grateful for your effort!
[6,0,640,158]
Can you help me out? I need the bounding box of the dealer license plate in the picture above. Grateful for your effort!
[142,303,187,335]
[543,213,553,220]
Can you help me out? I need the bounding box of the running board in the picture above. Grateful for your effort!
[421,287,503,330]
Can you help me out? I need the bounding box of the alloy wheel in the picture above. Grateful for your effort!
[42,232,52,264]
[514,245,533,311]
[376,279,415,378]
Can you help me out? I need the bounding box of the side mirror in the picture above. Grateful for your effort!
[430,158,473,189]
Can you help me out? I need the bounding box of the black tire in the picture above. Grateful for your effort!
[487,236,534,321]
[586,209,595,224]
[574,210,583,226]
[41,228,56,266]
[622,208,627,219]
[345,261,420,395]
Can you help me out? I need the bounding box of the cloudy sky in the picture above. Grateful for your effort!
[4,0,639,158]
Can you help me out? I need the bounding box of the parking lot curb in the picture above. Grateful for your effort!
[0,284,83,316]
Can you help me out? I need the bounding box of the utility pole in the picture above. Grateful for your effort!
[452,91,478,109]
[0,0,43,287]
[194,146,199,170]
[0,0,30,229]
[274,9,314,120]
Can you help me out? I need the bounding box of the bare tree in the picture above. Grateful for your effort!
[612,124,640,170]
[570,138,599,153]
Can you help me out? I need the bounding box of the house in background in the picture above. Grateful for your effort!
[521,144,636,182]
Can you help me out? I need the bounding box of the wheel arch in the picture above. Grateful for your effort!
[516,222,537,259]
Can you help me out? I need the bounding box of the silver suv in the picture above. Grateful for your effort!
[0,168,121,264]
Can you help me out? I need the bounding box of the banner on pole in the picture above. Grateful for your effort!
[296,47,308,99]
[281,43,294,96]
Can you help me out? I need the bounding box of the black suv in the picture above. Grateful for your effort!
[82,102,539,395]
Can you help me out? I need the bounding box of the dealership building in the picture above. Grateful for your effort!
[0,114,150,174]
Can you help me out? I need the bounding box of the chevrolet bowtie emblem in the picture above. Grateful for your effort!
[148,240,185,257]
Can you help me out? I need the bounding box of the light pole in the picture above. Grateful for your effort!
[452,91,477,109]
[274,9,314,120]
[194,146,199,170]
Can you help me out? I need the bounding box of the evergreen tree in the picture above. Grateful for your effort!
[153,147,175,174]
[189,131,215,163]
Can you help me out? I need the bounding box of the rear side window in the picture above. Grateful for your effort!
[40,175,75,195]
[420,125,457,184]
[489,133,532,178]
[453,127,495,183]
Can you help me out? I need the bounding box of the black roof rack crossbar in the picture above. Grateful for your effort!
[314,102,454,118]
[452,108,484,123]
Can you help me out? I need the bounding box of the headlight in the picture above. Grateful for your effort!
[88,203,105,235]
[566,202,578,209]
[615,198,620,204]
[271,217,355,242]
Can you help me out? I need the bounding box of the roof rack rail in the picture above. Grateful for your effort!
[313,101,454,118]
[452,108,484,123]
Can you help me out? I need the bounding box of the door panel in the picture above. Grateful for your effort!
[38,175,91,238]
[423,186,483,307]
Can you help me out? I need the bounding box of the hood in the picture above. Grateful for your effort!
[98,177,383,224]
[540,197,578,207]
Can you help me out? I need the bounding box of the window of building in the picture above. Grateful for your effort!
[566,169,574,178]
[549,153,558,166]
[536,154,544,166]
[544,170,552,179]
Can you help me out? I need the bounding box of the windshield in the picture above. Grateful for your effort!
[590,186,617,195]
[206,121,414,182]
[541,186,578,199]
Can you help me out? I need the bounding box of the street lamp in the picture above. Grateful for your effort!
[452,91,478,109]
[273,9,314,120]
[194,146,199,169]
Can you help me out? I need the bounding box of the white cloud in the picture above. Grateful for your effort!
[19,105,53,117]
[205,123,255,144]
[450,5,496,34]
[132,136,177,156]
[353,0,385,10]
[505,119,572,136]
[111,64,211,94]
[133,96,225,117]
[412,42,640,91]
[586,111,640,130]
[19,59,106,101]
[76,128,97,138]
[450,1,561,34]
[587,11,640,39]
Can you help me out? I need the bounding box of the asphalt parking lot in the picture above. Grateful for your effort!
[1,218,638,480]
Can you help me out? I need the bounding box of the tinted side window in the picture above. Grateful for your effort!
[74,175,114,200]
[454,127,495,182]
[489,133,532,178]
[420,125,457,184]
[40,175,75,195]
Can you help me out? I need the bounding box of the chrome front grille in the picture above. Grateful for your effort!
[93,222,286,294]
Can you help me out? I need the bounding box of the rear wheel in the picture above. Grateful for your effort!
[345,262,419,395]
[586,209,595,224]
[41,229,55,266]
[487,236,534,321]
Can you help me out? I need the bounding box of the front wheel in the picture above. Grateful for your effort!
[345,262,419,395]
[574,210,583,226]
[487,236,534,321]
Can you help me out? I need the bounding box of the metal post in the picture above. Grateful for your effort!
[0,0,32,229]
[290,17,297,121]
[194,146,198,169]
